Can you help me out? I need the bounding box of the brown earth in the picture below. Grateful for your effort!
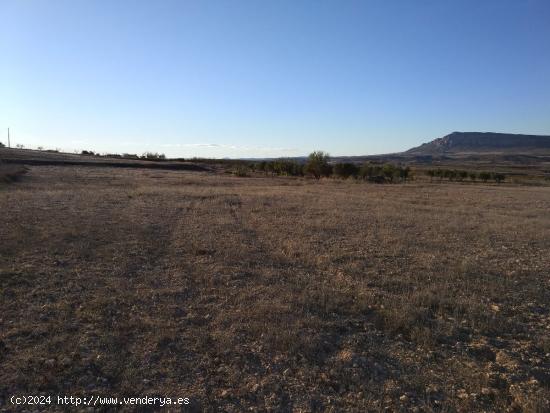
[0,147,209,172]
[1,166,549,412]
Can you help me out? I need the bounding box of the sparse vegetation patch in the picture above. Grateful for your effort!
[1,166,548,411]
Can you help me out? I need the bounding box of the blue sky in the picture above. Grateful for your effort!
[1,0,549,158]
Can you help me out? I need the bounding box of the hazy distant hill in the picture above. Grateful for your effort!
[405,132,550,155]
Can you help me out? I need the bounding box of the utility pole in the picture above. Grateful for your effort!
[7,128,10,148]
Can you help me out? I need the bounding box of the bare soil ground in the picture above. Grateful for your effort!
[1,166,549,412]
[0,148,209,172]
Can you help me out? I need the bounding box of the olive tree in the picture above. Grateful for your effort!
[305,151,331,179]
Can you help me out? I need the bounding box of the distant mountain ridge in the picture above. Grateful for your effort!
[405,132,550,155]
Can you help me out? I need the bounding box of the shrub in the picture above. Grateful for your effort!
[382,164,397,182]
[443,169,456,181]
[273,160,304,176]
[232,165,250,177]
[479,172,491,182]
[493,173,505,184]
[252,160,303,177]
[256,161,268,175]
[469,172,477,181]
[359,163,382,180]
[398,166,411,182]
[359,163,411,183]
[333,162,359,179]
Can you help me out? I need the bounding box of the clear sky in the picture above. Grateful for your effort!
[1,0,550,158]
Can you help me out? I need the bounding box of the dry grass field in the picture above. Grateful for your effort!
[1,166,549,412]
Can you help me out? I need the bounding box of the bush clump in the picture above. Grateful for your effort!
[358,163,410,183]
[333,162,359,179]
[232,165,251,177]
[255,160,304,177]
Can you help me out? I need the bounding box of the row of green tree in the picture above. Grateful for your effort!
[235,151,411,183]
[425,168,505,183]
[293,151,411,182]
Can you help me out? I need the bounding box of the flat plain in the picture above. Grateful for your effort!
[1,165,549,412]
